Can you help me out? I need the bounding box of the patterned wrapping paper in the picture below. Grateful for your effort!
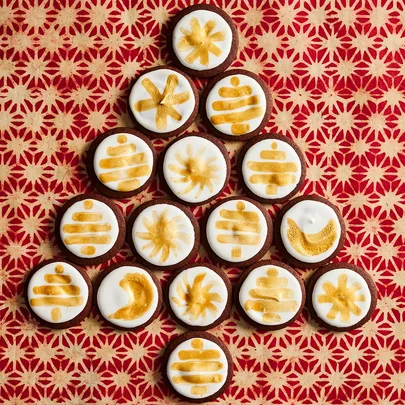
[1,0,405,404]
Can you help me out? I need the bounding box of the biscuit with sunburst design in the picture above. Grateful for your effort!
[163,134,229,204]
[130,201,199,269]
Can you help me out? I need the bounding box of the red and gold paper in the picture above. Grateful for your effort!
[1,0,404,404]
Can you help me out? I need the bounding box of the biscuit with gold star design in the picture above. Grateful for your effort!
[306,262,377,331]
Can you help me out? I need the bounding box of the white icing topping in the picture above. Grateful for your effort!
[312,268,372,328]
[168,266,228,327]
[59,199,119,259]
[172,9,233,71]
[239,264,302,326]
[27,261,89,324]
[93,132,154,192]
[97,265,159,329]
[131,203,195,267]
[242,138,302,199]
[167,337,228,399]
[163,136,228,203]
[280,199,342,263]
[206,74,266,136]
[129,69,196,134]
[206,199,268,263]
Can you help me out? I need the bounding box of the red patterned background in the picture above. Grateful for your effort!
[1,0,405,403]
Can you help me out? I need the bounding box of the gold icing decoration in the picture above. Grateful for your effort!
[98,134,151,192]
[171,271,223,321]
[170,338,224,396]
[109,273,154,321]
[62,200,113,256]
[286,218,338,256]
[244,267,298,323]
[177,18,225,66]
[134,74,190,130]
[136,209,191,264]
[210,76,264,135]
[247,141,298,195]
[318,273,366,323]
[168,143,219,199]
[215,201,262,258]
[30,264,85,322]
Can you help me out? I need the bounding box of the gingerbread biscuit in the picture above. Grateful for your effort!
[25,259,92,329]
[306,262,377,331]
[86,127,157,199]
[200,69,272,141]
[128,66,198,138]
[238,133,306,204]
[159,132,230,206]
[168,4,239,78]
[55,194,126,266]
[162,331,233,402]
[127,199,200,271]
[234,260,305,330]
[202,196,273,267]
[95,261,162,331]
[166,263,232,330]
[274,195,346,269]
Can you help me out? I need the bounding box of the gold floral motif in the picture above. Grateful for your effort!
[318,273,366,323]
[134,74,190,130]
[171,271,223,321]
[136,209,190,263]
[286,218,337,256]
[168,143,219,199]
[177,18,225,66]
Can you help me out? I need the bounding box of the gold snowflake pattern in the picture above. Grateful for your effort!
[177,18,225,66]
[134,74,190,130]
[318,273,366,323]
[171,271,223,321]
[168,144,219,199]
[136,209,191,263]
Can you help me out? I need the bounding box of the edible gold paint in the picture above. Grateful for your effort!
[80,246,96,256]
[136,209,190,263]
[134,75,190,130]
[286,218,337,256]
[106,143,137,157]
[168,144,219,199]
[172,374,223,384]
[44,274,71,284]
[244,267,298,323]
[72,212,103,222]
[83,200,94,210]
[318,273,366,323]
[55,264,64,274]
[171,338,224,395]
[62,223,112,233]
[64,235,112,245]
[30,297,84,306]
[177,18,225,66]
[109,273,154,320]
[171,272,222,321]
[117,134,127,144]
[247,141,298,195]
[33,285,80,296]
[51,307,62,321]
[99,153,147,169]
